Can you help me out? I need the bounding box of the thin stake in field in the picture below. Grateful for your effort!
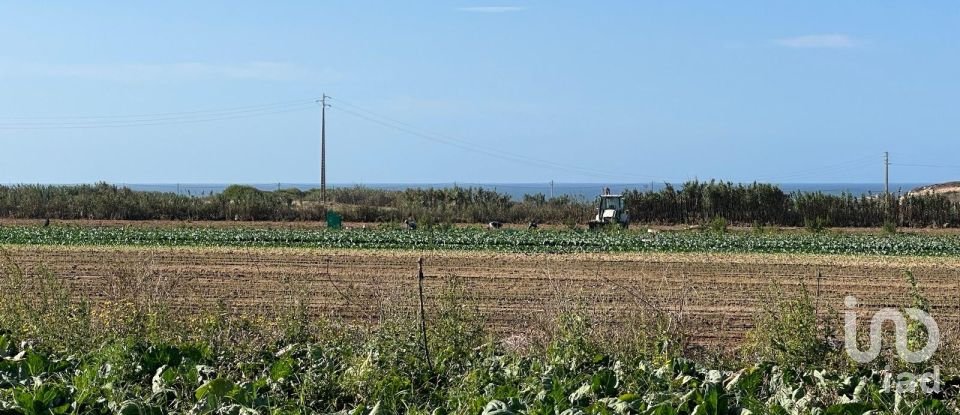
[321,257,351,314]
[417,257,433,371]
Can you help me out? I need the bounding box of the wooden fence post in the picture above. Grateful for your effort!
[417,257,433,370]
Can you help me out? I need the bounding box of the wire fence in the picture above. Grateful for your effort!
[8,248,959,347]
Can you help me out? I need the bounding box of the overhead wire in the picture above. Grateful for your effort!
[3,94,934,186]
[328,97,679,182]
[0,98,317,121]
[755,155,877,182]
[330,97,901,185]
[0,99,318,130]
[891,162,960,169]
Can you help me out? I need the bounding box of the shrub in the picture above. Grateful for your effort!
[805,217,828,233]
[743,281,839,369]
[708,217,728,233]
[882,219,898,235]
[2,181,960,227]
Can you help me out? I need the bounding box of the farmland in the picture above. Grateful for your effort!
[4,223,960,346]
[3,223,960,412]
[4,242,960,346]
[4,224,960,255]
[3,243,960,412]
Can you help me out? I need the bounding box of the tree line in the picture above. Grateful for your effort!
[623,180,959,228]
[0,181,957,227]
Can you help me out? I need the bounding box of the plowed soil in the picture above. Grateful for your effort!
[4,245,959,347]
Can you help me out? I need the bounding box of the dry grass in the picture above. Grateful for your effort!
[4,244,960,353]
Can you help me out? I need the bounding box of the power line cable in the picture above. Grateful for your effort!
[0,98,318,121]
[891,162,960,169]
[2,94,909,186]
[764,161,875,183]
[329,98,681,182]
[755,155,876,182]
[331,106,642,181]
[0,104,316,130]
[330,105,631,180]
[332,97,893,185]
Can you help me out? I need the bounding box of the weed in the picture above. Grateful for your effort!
[743,280,840,369]
[805,217,828,233]
[882,219,898,235]
[708,217,728,233]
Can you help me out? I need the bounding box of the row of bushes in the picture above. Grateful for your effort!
[0,181,957,227]
[0,184,593,224]
[0,183,317,221]
[624,180,960,228]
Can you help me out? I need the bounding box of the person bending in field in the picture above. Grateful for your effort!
[404,215,417,230]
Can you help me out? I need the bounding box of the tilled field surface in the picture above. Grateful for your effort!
[4,245,960,347]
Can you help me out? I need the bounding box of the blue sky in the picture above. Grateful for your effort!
[1,1,958,185]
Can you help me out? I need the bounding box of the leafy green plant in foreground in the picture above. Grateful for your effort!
[0,318,957,414]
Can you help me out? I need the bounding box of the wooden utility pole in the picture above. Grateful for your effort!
[884,151,890,197]
[884,151,895,224]
[320,94,330,206]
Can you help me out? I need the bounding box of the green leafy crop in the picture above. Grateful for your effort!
[2,226,960,256]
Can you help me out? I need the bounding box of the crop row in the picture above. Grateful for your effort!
[2,226,960,256]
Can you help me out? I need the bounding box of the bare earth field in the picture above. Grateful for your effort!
[4,244,960,348]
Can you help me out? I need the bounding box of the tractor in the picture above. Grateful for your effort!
[587,188,630,230]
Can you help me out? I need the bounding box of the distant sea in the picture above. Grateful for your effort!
[111,182,930,201]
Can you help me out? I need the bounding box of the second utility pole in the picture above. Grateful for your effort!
[321,94,330,206]
[884,151,890,197]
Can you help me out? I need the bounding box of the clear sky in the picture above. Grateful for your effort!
[1,1,958,185]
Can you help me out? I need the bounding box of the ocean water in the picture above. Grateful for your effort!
[117,182,930,201]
